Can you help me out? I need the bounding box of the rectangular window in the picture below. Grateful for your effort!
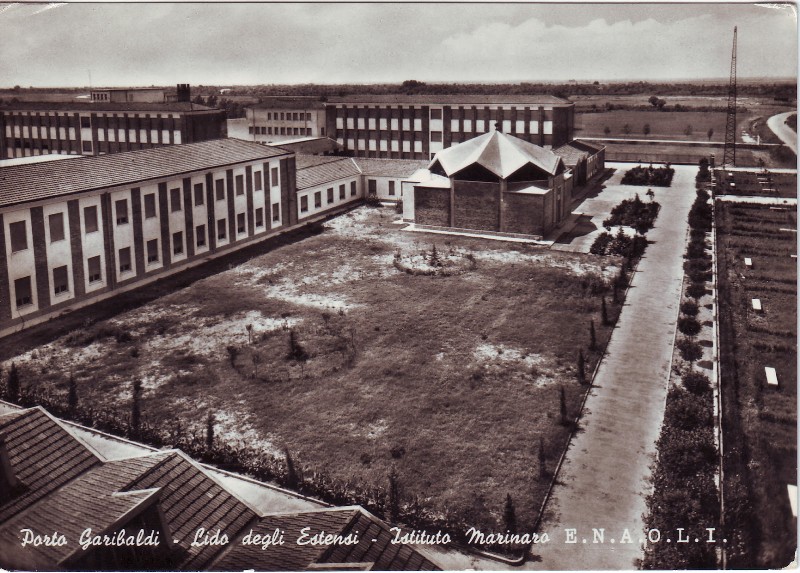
[350,181,357,196]
[82,140,92,153]
[115,199,129,225]
[215,179,225,201]
[255,208,264,228]
[235,174,244,196]
[516,120,526,133]
[431,109,442,120]
[9,221,27,252]
[170,187,181,212]
[503,120,512,133]
[300,196,309,213]
[271,167,279,187]
[194,183,204,206]
[84,206,98,233]
[173,231,184,255]
[146,239,158,263]
[339,184,346,200]
[254,171,263,191]
[87,256,102,283]
[236,213,246,234]
[196,224,206,247]
[314,192,322,209]
[119,247,132,273]
[48,213,65,242]
[14,276,32,308]
[327,188,334,204]
[431,131,443,143]
[52,265,69,295]
[306,113,311,121]
[80,116,91,129]
[389,181,396,196]
[272,203,280,221]
[414,119,422,131]
[144,193,157,218]
[451,119,460,132]
[217,219,226,240]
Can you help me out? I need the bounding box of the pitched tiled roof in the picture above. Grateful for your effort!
[571,139,606,153]
[0,101,215,113]
[430,131,563,179]
[296,157,361,190]
[0,138,290,208]
[317,509,441,570]
[295,154,348,170]
[120,451,258,570]
[354,158,430,178]
[553,140,605,166]
[328,94,571,106]
[0,408,102,523]
[213,508,441,571]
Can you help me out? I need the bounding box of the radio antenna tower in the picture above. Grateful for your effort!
[723,26,738,166]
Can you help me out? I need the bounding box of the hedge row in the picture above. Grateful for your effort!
[642,160,720,569]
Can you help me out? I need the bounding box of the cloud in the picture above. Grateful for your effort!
[0,3,795,87]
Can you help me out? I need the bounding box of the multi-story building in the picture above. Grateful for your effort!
[325,95,575,160]
[0,99,226,159]
[0,139,297,335]
[243,97,327,142]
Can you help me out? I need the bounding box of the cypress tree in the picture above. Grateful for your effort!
[130,378,142,437]
[205,411,215,451]
[577,350,587,385]
[284,447,299,489]
[7,363,20,403]
[388,469,400,523]
[560,385,568,425]
[503,494,517,534]
[538,436,547,479]
[67,373,78,415]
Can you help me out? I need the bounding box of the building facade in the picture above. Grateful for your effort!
[244,97,327,142]
[0,101,227,160]
[0,139,296,335]
[407,131,572,238]
[325,95,575,160]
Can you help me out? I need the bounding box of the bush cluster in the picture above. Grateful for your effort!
[590,229,648,258]
[602,193,661,233]
[621,164,675,187]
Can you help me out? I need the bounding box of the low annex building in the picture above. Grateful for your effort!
[553,139,606,190]
[0,139,299,336]
[406,130,571,238]
[0,407,442,571]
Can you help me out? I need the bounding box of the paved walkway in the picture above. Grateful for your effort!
[767,111,797,154]
[532,164,697,569]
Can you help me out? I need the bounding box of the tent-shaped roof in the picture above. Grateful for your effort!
[429,131,563,180]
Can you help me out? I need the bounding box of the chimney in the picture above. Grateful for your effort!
[176,84,191,103]
[0,436,19,499]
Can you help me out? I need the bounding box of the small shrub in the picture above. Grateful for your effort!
[677,338,703,363]
[683,372,711,395]
[680,300,699,316]
[686,282,707,300]
[364,194,382,207]
[678,316,702,336]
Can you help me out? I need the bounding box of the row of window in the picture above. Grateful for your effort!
[261,112,314,122]
[337,138,424,153]
[299,182,357,213]
[8,170,280,254]
[336,118,425,131]
[11,203,282,309]
[249,126,314,137]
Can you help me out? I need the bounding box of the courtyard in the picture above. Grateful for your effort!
[2,205,623,535]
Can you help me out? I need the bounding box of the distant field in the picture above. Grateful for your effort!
[577,110,728,141]
[590,141,793,169]
[716,202,797,568]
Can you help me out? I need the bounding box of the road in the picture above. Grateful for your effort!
[766,111,797,154]
[533,164,697,569]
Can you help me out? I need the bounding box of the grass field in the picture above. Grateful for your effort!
[590,142,794,169]
[1,207,623,532]
[715,202,797,568]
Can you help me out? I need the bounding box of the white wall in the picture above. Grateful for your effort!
[3,208,37,319]
[297,176,361,221]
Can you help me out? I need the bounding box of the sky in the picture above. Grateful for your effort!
[0,2,796,87]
